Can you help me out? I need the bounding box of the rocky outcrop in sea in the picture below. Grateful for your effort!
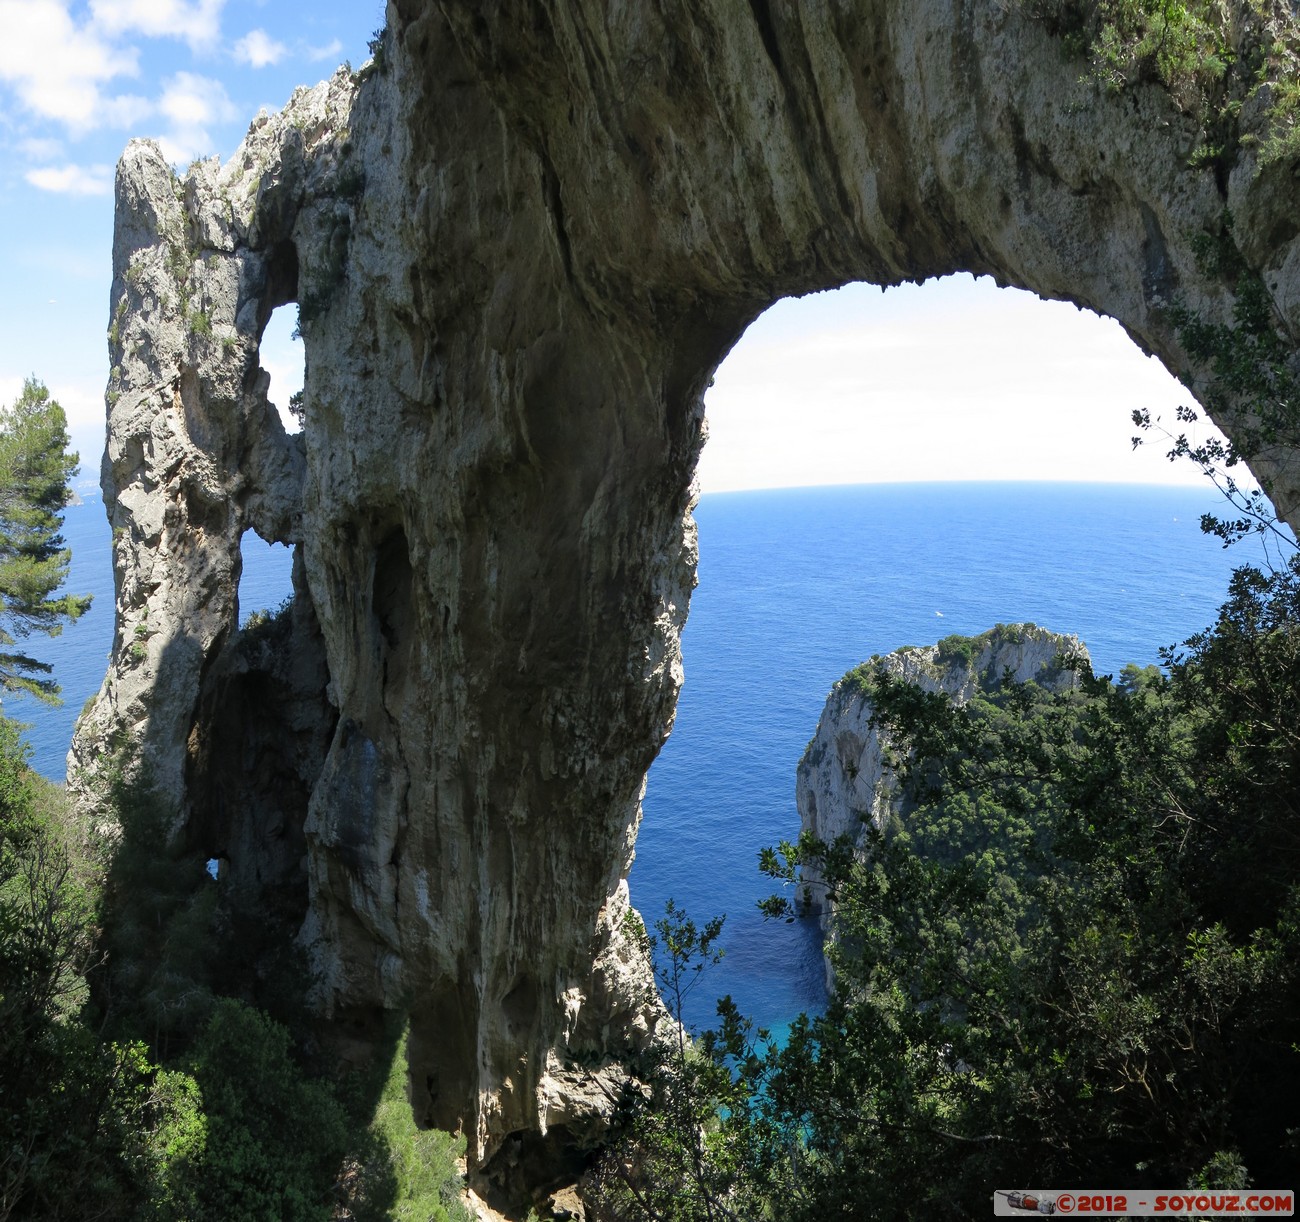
[795,625,1089,987]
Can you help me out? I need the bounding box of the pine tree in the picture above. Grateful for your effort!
[0,379,91,702]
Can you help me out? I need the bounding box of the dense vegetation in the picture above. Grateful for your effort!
[0,749,472,1221]
[594,557,1300,1219]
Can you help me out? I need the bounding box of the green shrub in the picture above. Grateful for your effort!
[935,632,979,668]
[348,1028,472,1222]
[148,999,351,1222]
[0,719,155,1220]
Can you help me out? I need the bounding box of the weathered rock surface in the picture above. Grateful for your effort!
[795,624,1087,986]
[71,1,1300,1210]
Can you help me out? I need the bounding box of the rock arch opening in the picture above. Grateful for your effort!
[237,528,295,628]
[633,273,1272,1034]
[257,302,305,437]
[695,275,1224,492]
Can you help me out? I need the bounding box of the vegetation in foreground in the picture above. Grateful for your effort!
[0,741,473,1221]
[591,556,1300,1220]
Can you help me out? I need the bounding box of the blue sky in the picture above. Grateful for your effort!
[0,0,382,482]
[0,0,1217,495]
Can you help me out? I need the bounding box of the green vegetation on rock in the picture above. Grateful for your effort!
[0,714,476,1222]
[1030,0,1300,178]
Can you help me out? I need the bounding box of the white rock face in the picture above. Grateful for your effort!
[70,63,671,1202]
[72,72,357,810]
[71,2,1300,1209]
[795,625,1089,985]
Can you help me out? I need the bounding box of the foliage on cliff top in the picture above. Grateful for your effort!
[802,558,1300,1196]
[1029,0,1300,172]
[839,623,1069,698]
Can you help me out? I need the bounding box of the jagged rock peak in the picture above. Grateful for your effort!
[72,66,362,811]
[847,622,1088,705]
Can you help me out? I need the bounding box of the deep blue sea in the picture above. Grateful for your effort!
[17,482,1274,1035]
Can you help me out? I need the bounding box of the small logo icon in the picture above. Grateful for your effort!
[997,1190,1057,1215]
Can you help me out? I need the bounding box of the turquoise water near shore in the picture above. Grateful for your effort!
[18,482,1273,1035]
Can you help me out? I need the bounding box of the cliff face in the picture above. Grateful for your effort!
[795,625,1087,985]
[72,0,1300,1201]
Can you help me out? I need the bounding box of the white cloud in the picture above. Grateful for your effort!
[306,37,343,63]
[88,0,225,49]
[0,376,22,412]
[154,71,237,163]
[98,93,153,127]
[696,277,1219,494]
[234,28,286,68]
[158,71,233,127]
[0,0,139,129]
[25,163,114,195]
[16,136,64,161]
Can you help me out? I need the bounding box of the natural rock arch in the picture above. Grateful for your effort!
[73,0,1300,1202]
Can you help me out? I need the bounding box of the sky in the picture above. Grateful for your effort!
[0,0,1223,498]
[701,276,1215,493]
[0,0,383,484]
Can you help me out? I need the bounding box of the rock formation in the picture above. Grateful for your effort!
[71,0,1300,1209]
[795,624,1087,987]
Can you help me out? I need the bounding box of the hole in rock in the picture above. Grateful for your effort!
[238,529,295,628]
[631,271,1270,1038]
[205,857,219,880]
[258,302,305,434]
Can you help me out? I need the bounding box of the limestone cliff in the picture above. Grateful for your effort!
[71,0,1300,1209]
[795,625,1088,986]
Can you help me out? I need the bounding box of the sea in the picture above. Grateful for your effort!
[16,482,1277,1036]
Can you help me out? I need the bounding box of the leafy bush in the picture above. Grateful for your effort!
[345,1028,472,1222]
[586,902,772,1221]
[145,999,351,1222]
[0,719,154,1220]
[761,560,1300,1211]
[934,632,979,668]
